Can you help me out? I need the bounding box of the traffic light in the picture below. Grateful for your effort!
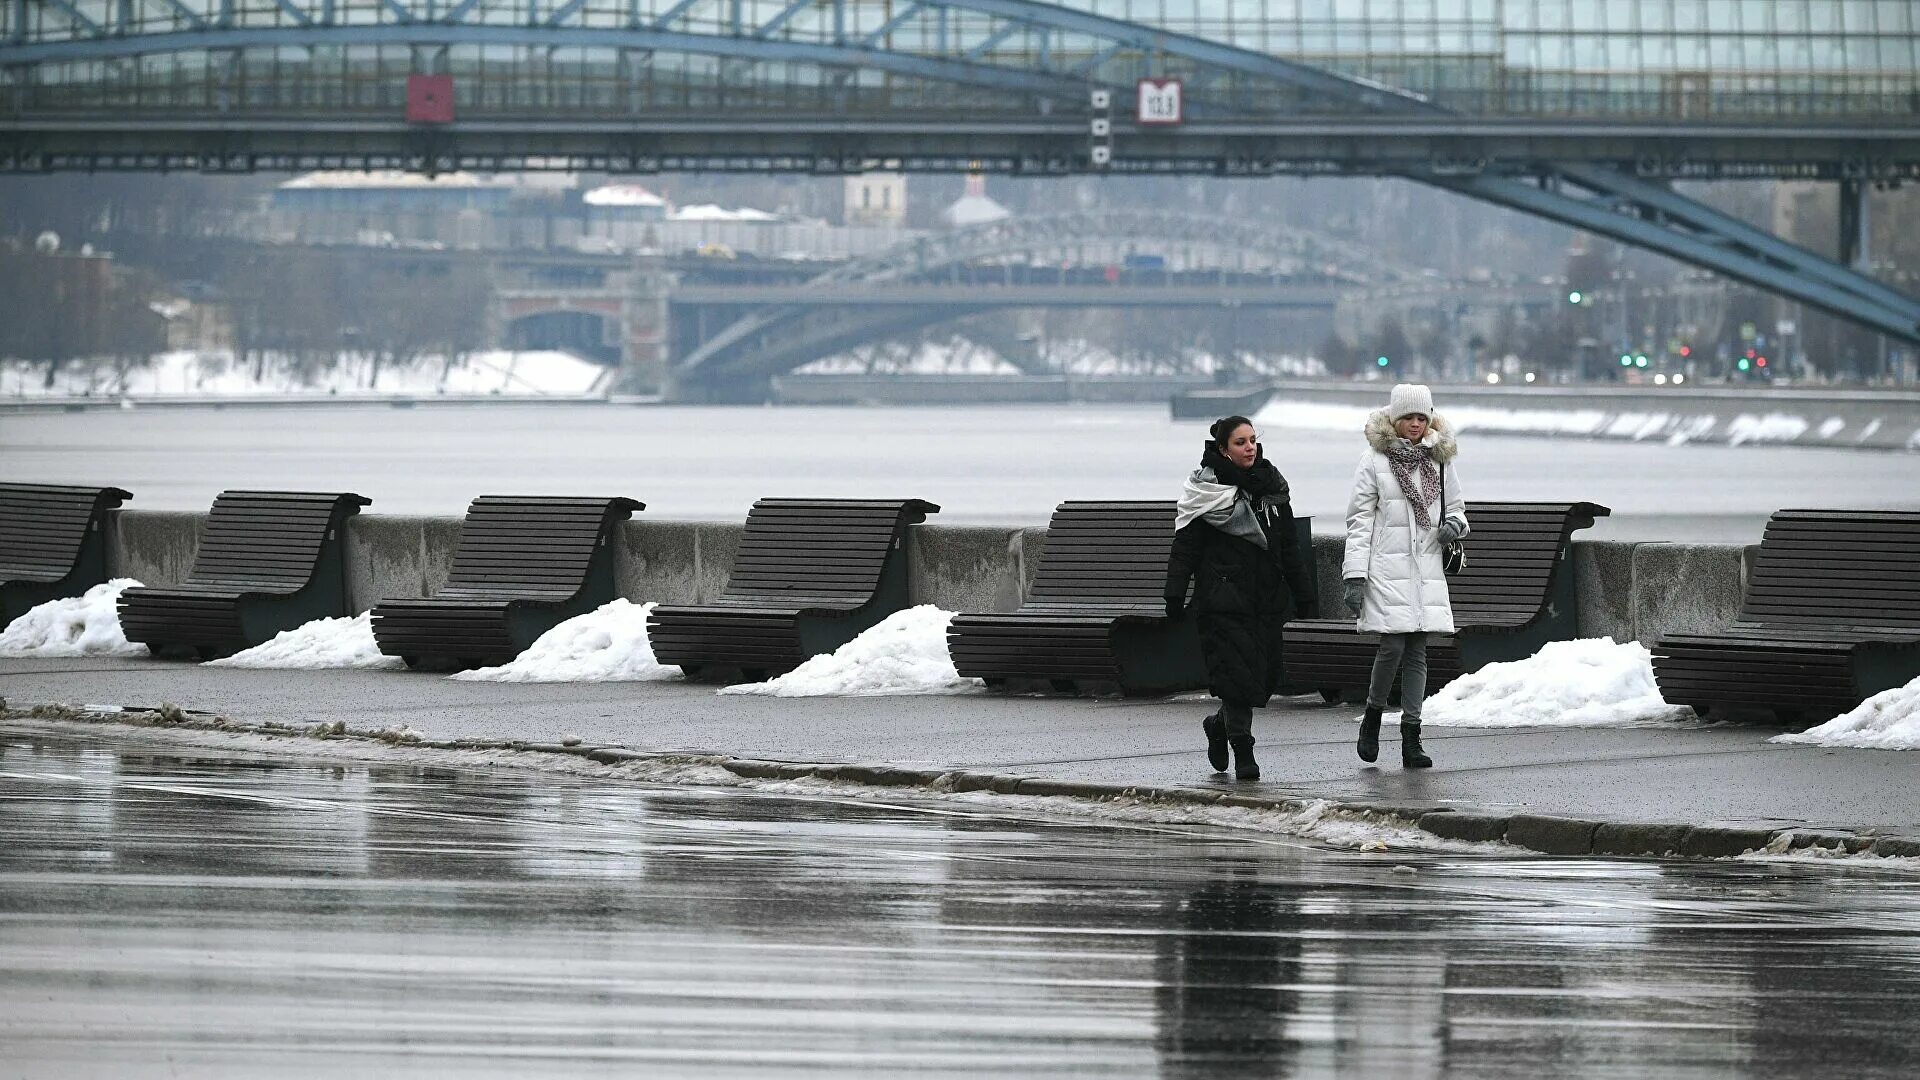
[1376,356,1390,368]
[1567,290,1583,305]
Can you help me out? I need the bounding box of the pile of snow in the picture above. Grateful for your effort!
[721,605,984,698]
[1772,677,1920,750]
[670,204,779,222]
[3,348,604,398]
[1726,413,1811,446]
[1251,397,1860,450]
[1422,638,1697,728]
[0,579,147,657]
[206,612,402,670]
[452,599,678,683]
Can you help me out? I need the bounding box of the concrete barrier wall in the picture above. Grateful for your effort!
[104,510,1756,647]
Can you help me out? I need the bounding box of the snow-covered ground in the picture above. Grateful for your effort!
[452,599,679,683]
[2,349,605,399]
[793,337,1324,378]
[1772,677,1920,751]
[1254,398,1904,449]
[720,605,985,697]
[206,612,402,670]
[0,580,147,658]
[1422,638,1699,728]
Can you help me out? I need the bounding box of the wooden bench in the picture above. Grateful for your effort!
[370,496,643,668]
[1,483,133,626]
[646,498,939,680]
[1284,501,1609,703]
[117,490,370,658]
[1652,509,1920,723]
[946,500,1314,696]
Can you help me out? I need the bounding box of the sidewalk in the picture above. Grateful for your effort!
[5,655,1917,855]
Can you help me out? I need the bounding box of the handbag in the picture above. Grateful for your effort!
[1438,463,1465,576]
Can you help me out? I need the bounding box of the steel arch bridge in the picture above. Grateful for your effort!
[673,208,1419,391]
[4,0,1918,344]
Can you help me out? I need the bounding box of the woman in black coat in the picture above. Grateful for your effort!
[1164,415,1315,780]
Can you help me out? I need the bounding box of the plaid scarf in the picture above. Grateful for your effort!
[1384,439,1441,529]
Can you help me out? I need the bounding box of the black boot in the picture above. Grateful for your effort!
[1202,713,1229,773]
[1357,705,1382,763]
[1401,720,1432,769]
[1229,735,1260,781]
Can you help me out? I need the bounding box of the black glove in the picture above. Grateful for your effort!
[1165,595,1185,620]
[1342,579,1366,617]
[1438,519,1465,545]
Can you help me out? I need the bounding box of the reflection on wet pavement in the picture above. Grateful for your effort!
[3,724,1918,1079]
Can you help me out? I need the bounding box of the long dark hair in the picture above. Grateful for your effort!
[1209,415,1255,449]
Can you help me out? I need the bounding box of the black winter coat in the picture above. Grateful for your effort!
[1164,453,1315,708]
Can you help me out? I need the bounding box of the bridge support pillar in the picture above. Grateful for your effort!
[614,256,672,396]
[1838,178,1869,269]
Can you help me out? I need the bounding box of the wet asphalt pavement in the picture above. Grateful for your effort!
[5,723,1919,1079]
[5,656,1919,835]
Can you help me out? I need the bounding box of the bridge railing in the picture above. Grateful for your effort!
[9,58,1917,126]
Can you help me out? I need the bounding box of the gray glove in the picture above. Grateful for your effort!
[1342,579,1366,617]
[1437,519,1465,545]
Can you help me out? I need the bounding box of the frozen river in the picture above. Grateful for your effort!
[2,402,1911,541]
[4,724,1919,1079]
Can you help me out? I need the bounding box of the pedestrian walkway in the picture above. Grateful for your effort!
[4,656,1917,852]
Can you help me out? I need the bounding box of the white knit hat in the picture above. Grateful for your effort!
[1386,383,1434,421]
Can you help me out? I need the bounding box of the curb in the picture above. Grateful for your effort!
[6,702,1910,864]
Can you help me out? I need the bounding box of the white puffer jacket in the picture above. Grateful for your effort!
[1342,410,1468,634]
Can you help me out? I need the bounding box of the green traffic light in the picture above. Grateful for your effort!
[1737,358,1751,371]
[1567,291,1583,304]
[1619,355,1632,366]
[1376,356,1390,367]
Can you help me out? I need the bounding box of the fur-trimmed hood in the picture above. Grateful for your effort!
[1365,408,1459,463]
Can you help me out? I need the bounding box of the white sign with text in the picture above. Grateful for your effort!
[1136,79,1183,125]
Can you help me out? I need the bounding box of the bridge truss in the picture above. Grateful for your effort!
[4,0,1918,346]
[675,208,1418,386]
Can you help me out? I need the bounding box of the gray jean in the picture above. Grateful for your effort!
[1216,699,1255,739]
[1366,632,1429,721]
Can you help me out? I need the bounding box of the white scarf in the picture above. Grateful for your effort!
[1175,468,1269,549]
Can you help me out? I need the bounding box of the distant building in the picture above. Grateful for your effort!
[941,173,1010,228]
[270,171,575,248]
[845,172,906,227]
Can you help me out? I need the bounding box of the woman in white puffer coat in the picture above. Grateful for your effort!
[1340,383,1467,770]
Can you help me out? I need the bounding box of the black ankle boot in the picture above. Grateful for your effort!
[1202,713,1229,773]
[1357,705,1382,763]
[1229,735,1260,781]
[1401,720,1432,769]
